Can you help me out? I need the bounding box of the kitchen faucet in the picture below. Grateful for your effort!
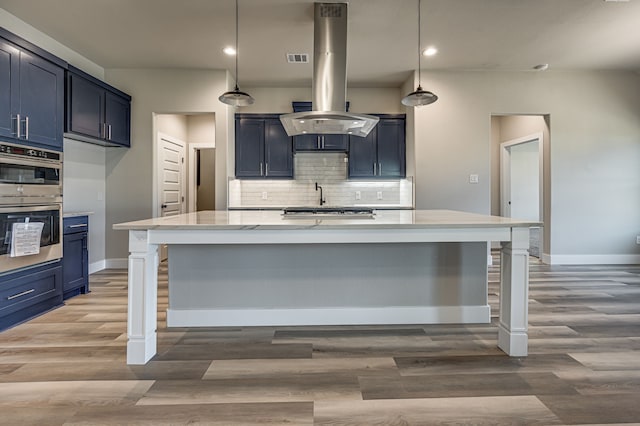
[315,182,326,206]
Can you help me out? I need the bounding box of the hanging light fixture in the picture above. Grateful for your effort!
[402,0,437,107]
[219,0,254,106]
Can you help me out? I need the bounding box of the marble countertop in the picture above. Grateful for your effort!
[113,209,540,231]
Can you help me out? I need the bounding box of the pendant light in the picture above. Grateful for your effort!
[401,0,437,107]
[219,0,254,106]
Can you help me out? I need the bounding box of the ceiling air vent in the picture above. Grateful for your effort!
[286,53,309,63]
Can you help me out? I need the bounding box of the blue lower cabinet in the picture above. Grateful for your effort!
[62,216,89,299]
[0,261,63,331]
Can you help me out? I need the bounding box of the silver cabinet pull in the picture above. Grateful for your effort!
[260,162,263,176]
[317,136,321,149]
[24,116,29,140]
[265,162,269,176]
[321,136,325,149]
[108,124,112,140]
[379,163,382,175]
[13,114,21,138]
[373,162,377,175]
[69,223,88,228]
[8,288,35,300]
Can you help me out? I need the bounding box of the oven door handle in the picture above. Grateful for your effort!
[0,204,62,214]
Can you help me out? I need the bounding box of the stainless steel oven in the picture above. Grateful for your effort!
[0,142,62,273]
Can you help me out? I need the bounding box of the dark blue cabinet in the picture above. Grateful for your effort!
[349,115,406,179]
[62,216,89,299]
[0,32,64,151]
[66,66,131,147]
[0,39,20,141]
[0,261,63,331]
[291,102,348,152]
[235,115,293,179]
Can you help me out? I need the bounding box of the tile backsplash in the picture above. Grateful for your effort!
[228,153,413,208]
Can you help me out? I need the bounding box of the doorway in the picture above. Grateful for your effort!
[189,145,216,212]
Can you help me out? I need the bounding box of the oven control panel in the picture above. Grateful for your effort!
[0,143,61,161]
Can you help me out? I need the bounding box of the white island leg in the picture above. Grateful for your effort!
[126,230,158,364]
[498,227,530,356]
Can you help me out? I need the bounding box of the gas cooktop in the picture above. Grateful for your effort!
[282,207,375,218]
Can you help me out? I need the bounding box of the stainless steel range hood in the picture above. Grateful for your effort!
[280,3,379,138]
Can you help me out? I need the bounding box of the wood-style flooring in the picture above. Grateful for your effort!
[0,256,639,425]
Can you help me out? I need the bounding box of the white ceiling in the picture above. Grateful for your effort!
[1,0,639,87]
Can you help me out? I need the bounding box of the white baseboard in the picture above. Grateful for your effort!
[166,305,491,327]
[103,258,129,270]
[542,253,640,265]
[89,260,106,274]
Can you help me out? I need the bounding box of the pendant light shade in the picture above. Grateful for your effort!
[402,0,437,107]
[219,0,254,106]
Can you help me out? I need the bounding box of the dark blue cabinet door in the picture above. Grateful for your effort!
[294,134,320,150]
[63,232,88,293]
[105,91,131,147]
[377,119,405,178]
[18,50,64,150]
[348,129,377,178]
[264,119,293,177]
[235,118,265,177]
[322,134,348,151]
[0,40,19,139]
[67,72,103,139]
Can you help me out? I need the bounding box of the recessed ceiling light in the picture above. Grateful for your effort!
[423,46,438,57]
[533,63,549,71]
[223,46,236,56]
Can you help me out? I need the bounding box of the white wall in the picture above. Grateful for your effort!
[103,69,231,261]
[415,70,640,263]
[62,139,106,273]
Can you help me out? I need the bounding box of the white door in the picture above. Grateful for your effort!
[159,133,186,218]
[500,134,543,221]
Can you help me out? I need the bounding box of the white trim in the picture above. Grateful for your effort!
[543,254,640,265]
[89,260,106,274]
[166,305,491,327]
[104,258,129,269]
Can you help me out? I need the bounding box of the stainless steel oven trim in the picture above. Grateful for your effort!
[0,203,63,274]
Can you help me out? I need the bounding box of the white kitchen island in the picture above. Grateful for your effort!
[114,209,537,365]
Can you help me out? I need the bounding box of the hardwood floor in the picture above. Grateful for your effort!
[0,257,639,425]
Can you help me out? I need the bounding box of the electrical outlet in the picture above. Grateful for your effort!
[355,191,361,200]
[636,235,640,245]
[261,192,268,200]
[469,174,479,184]
[377,191,383,200]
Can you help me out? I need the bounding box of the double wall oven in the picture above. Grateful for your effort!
[0,142,62,274]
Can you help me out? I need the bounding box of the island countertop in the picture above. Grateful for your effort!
[113,209,539,231]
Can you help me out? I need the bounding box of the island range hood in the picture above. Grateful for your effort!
[280,3,379,138]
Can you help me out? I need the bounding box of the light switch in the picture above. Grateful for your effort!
[377,191,383,200]
[469,174,479,184]
[261,192,268,200]
[355,191,361,200]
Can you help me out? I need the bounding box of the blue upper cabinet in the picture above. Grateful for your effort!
[0,30,65,151]
[66,66,132,147]
[349,115,406,179]
[235,114,293,179]
[291,101,349,152]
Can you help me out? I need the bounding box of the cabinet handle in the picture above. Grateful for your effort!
[265,162,269,176]
[7,288,35,300]
[24,116,29,140]
[260,162,263,176]
[373,163,377,175]
[321,136,325,149]
[69,224,88,228]
[13,114,21,138]
[108,124,112,140]
[379,163,382,175]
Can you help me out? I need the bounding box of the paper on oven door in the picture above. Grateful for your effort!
[10,221,44,257]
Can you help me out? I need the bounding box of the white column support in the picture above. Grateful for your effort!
[498,226,530,356]
[126,230,159,365]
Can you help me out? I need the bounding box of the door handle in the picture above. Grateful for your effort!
[161,204,168,209]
